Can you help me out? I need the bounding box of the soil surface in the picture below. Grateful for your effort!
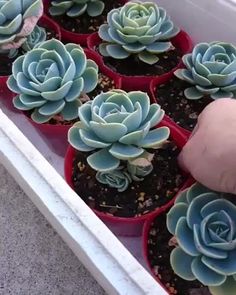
[72,141,186,218]
[102,48,181,77]
[147,212,211,295]
[50,1,123,34]
[156,77,212,131]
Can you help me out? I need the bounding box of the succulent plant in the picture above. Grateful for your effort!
[0,0,43,51]
[167,182,236,295]
[96,168,132,192]
[22,25,46,52]
[98,1,179,65]
[175,42,236,100]
[68,90,169,172]
[7,39,98,123]
[49,0,105,17]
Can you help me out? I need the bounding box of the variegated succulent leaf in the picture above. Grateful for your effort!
[98,1,179,65]
[68,90,169,172]
[21,25,46,52]
[174,42,236,100]
[167,182,236,294]
[0,0,43,51]
[7,39,98,123]
[49,0,105,17]
[127,151,154,181]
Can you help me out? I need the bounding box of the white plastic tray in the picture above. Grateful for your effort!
[1,1,235,294]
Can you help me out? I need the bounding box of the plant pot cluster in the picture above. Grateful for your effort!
[2,1,236,295]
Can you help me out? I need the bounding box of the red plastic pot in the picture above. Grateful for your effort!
[150,73,192,138]
[64,119,192,236]
[0,14,61,92]
[87,31,193,92]
[142,180,194,293]
[14,49,122,157]
[43,0,128,47]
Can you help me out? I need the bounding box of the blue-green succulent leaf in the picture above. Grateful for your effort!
[109,143,144,160]
[191,257,227,286]
[87,149,120,172]
[68,123,95,152]
[176,217,199,256]
[167,202,188,235]
[170,247,196,281]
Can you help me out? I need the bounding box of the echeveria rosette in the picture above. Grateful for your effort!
[49,0,105,17]
[22,25,46,52]
[96,168,132,192]
[68,90,170,172]
[7,39,98,123]
[175,42,236,100]
[0,0,43,51]
[98,1,179,65]
[167,183,236,295]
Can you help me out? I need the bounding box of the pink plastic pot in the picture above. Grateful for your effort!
[87,31,193,92]
[64,119,192,236]
[150,73,192,138]
[0,14,61,92]
[43,0,128,47]
[16,49,122,157]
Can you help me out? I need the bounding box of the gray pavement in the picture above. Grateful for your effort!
[0,164,106,295]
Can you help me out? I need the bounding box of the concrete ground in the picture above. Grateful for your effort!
[0,164,106,295]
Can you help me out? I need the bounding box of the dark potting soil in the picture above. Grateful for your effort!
[156,77,213,131]
[0,26,57,77]
[48,72,115,126]
[51,1,123,34]
[72,141,186,218]
[147,212,211,295]
[89,72,116,99]
[102,48,181,76]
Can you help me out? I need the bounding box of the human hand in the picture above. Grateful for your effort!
[178,98,236,194]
